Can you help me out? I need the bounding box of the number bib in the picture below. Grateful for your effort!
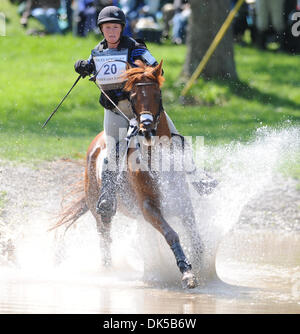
[92,49,128,90]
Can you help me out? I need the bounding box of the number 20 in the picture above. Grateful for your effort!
[103,64,117,75]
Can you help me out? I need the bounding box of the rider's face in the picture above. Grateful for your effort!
[101,23,122,45]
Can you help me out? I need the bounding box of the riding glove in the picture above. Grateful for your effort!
[74,60,95,78]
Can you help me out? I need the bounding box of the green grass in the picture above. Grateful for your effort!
[0,0,299,163]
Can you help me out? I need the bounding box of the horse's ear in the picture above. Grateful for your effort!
[152,60,163,78]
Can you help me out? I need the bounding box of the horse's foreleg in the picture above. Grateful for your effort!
[142,198,196,288]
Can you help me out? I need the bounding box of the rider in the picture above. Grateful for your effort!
[74,6,216,221]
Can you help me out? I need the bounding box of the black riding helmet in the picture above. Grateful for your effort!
[97,6,126,31]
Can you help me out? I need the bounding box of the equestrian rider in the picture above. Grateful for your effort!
[74,6,178,219]
[74,6,217,220]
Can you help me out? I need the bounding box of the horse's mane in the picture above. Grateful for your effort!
[123,60,165,91]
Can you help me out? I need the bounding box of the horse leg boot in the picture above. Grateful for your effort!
[96,161,118,223]
[170,242,197,288]
[164,226,197,289]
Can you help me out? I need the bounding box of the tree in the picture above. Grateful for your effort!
[183,0,237,80]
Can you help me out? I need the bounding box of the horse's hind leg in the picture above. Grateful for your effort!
[86,146,112,267]
[142,197,197,288]
[89,200,112,267]
[94,215,112,267]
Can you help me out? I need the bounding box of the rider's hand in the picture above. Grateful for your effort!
[74,60,94,78]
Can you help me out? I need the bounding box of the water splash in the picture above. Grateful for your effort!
[0,125,299,289]
[134,124,300,285]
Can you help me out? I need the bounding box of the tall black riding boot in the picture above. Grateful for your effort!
[96,170,118,223]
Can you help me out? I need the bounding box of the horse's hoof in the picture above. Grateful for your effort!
[182,270,197,289]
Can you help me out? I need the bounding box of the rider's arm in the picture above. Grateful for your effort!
[130,41,163,74]
[130,47,158,67]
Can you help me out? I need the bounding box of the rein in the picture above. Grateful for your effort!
[97,81,163,142]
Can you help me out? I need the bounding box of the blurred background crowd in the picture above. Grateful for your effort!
[8,0,300,53]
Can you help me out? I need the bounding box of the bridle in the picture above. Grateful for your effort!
[91,59,164,139]
[129,81,164,135]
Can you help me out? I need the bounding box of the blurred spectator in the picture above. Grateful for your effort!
[172,0,190,44]
[87,0,117,34]
[161,1,174,39]
[120,0,144,36]
[75,0,97,37]
[20,0,62,35]
[255,0,285,49]
[9,0,23,4]
[64,0,73,31]
[94,0,117,14]
[161,0,190,44]
[133,0,163,42]
[143,0,160,19]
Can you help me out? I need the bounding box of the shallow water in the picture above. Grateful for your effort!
[0,230,299,314]
[0,125,299,314]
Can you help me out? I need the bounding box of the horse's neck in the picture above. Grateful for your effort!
[156,112,171,138]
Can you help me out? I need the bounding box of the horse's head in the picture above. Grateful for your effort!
[123,60,164,141]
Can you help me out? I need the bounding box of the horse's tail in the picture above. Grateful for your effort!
[49,174,88,232]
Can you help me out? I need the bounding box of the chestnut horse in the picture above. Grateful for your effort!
[54,60,202,288]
